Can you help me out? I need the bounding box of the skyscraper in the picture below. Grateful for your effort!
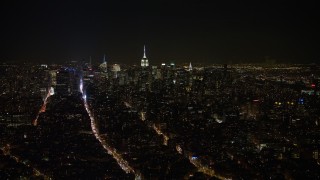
[141,45,149,67]
[99,54,108,73]
[55,68,79,96]
[189,62,192,71]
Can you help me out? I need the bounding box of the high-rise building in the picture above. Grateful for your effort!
[112,64,121,78]
[141,45,149,67]
[49,70,57,86]
[55,68,80,96]
[55,69,70,96]
[99,54,108,73]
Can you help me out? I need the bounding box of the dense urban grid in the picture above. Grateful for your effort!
[1,49,320,179]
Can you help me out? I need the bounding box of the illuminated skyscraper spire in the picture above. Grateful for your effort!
[104,54,107,73]
[143,45,147,59]
[89,56,92,68]
[141,45,149,67]
[99,54,107,73]
[103,54,106,63]
[189,62,192,71]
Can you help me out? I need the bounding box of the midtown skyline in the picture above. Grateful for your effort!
[1,44,319,66]
[0,1,319,64]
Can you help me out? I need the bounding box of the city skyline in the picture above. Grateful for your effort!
[0,1,319,64]
[1,61,319,179]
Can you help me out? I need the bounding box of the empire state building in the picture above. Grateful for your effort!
[141,45,149,67]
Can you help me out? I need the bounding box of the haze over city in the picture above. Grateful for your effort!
[1,1,319,64]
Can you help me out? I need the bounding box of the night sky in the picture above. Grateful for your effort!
[0,0,319,64]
